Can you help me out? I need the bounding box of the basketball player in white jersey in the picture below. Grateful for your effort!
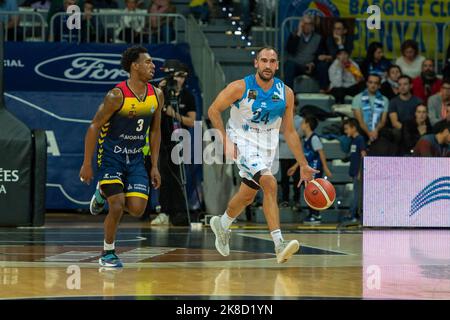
[207,46,318,263]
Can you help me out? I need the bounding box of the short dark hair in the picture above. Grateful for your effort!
[256,46,279,60]
[398,75,412,84]
[121,46,148,73]
[387,64,402,75]
[433,120,450,134]
[343,118,359,129]
[442,78,450,86]
[336,49,348,56]
[303,115,318,131]
[334,19,347,29]
[401,39,419,56]
[367,73,382,83]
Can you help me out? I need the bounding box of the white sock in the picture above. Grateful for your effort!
[270,229,284,247]
[104,240,115,251]
[220,211,235,230]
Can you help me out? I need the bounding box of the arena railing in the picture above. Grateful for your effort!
[185,15,226,116]
[0,10,46,41]
[49,11,186,44]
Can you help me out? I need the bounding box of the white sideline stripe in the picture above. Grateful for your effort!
[46,183,90,205]
[5,92,91,124]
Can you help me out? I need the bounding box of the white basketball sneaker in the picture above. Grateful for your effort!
[210,216,231,256]
[275,240,300,263]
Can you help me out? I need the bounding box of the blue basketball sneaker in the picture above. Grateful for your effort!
[99,250,123,268]
[90,182,106,216]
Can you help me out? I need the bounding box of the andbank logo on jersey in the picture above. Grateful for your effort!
[34,53,165,84]
[410,176,450,216]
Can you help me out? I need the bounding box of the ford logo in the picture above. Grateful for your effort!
[34,53,166,84]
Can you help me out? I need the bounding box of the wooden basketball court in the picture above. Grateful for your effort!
[0,214,448,300]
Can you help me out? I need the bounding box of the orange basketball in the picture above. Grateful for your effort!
[304,178,336,211]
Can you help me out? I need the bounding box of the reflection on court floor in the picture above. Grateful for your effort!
[0,215,448,299]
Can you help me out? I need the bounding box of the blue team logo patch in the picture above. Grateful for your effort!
[410,176,450,216]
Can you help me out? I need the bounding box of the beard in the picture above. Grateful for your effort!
[257,69,274,82]
[422,70,436,82]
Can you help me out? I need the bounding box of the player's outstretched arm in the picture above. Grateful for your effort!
[149,87,164,189]
[282,86,319,184]
[207,80,245,160]
[79,88,123,185]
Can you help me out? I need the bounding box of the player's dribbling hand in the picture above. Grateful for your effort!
[79,164,93,185]
[150,167,161,189]
[298,165,320,187]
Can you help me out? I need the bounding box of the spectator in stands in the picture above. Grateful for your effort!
[412,59,442,103]
[148,0,176,43]
[446,101,450,123]
[380,65,401,100]
[278,98,302,211]
[413,120,450,157]
[360,42,391,81]
[284,15,321,89]
[240,0,256,35]
[288,115,332,225]
[0,0,21,41]
[50,0,80,42]
[428,79,450,125]
[343,118,366,223]
[93,0,119,8]
[116,0,146,43]
[352,74,389,143]
[443,43,450,80]
[328,49,364,104]
[20,0,51,10]
[400,103,433,155]
[189,0,211,25]
[316,19,354,92]
[389,75,423,130]
[80,0,105,42]
[395,39,426,79]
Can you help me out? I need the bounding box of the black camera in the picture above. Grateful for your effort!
[161,59,187,107]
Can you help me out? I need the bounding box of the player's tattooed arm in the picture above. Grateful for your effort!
[91,88,123,129]
[79,88,123,184]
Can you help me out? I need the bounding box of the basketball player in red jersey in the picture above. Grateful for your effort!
[79,46,164,268]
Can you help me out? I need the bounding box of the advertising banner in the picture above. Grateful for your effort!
[363,157,450,227]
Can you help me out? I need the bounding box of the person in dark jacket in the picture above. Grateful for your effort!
[284,15,321,89]
[400,103,433,155]
[413,120,450,157]
[360,42,391,81]
[316,19,354,91]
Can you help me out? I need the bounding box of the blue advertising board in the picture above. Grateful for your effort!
[4,42,202,210]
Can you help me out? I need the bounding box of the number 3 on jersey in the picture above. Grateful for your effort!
[136,119,144,132]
